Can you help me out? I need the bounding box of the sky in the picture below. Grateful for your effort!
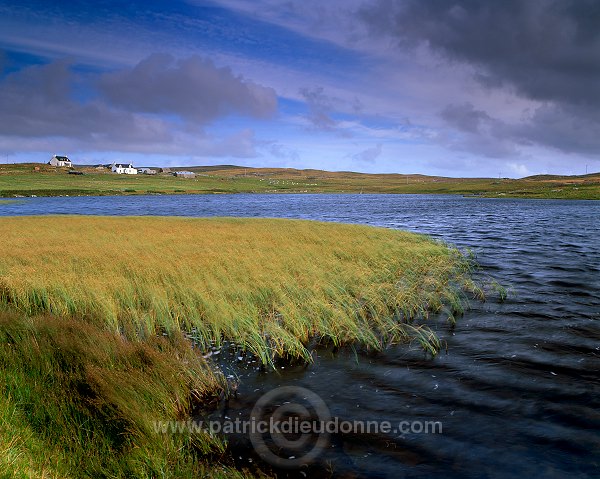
[0,0,599,177]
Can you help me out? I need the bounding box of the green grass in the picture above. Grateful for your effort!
[0,216,482,477]
[0,312,252,479]
[1,163,599,199]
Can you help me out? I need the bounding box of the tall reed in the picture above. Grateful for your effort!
[0,216,476,364]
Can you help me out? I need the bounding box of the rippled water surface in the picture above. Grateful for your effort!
[2,194,599,478]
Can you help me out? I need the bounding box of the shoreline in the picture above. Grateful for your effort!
[3,188,600,201]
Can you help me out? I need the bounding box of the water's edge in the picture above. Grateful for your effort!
[2,194,598,478]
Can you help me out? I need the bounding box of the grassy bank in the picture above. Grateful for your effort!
[0,313,246,478]
[0,216,478,361]
[0,216,479,477]
[1,163,599,199]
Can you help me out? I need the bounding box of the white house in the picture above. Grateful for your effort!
[49,155,72,167]
[111,163,137,175]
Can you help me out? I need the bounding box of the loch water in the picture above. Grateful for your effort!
[2,194,599,478]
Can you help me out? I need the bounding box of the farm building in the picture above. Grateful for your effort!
[49,155,72,167]
[138,168,157,175]
[111,163,137,175]
[173,171,196,178]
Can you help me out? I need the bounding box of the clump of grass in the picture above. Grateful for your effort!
[488,280,510,301]
[0,216,477,364]
[0,311,250,478]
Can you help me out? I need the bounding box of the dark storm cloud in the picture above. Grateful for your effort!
[99,53,277,123]
[360,0,600,157]
[439,103,518,158]
[441,103,492,134]
[0,60,170,143]
[0,53,276,155]
[439,101,600,157]
[518,104,600,155]
[360,0,600,108]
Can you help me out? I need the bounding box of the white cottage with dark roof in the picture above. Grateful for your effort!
[111,162,137,174]
[49,155,72,167]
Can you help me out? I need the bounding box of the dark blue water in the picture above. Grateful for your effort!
[2,194,599,478]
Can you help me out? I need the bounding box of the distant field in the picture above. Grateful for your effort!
[1,162,599,199]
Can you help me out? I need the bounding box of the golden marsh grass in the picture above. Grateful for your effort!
[0,216,480,477]
[0,216,476,362]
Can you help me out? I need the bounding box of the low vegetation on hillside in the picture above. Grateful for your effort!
[1,163,598,199]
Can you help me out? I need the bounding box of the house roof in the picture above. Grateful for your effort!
[53,155,70,161]
[114,164,133,168]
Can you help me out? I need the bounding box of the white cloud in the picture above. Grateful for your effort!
[507,162,531,177]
